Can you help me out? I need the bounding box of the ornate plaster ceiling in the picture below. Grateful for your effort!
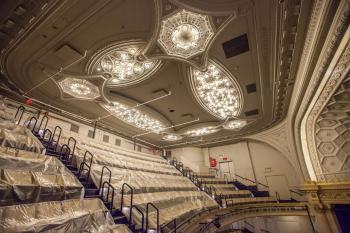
[0,0,310,148]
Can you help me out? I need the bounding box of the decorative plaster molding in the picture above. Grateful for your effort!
[245,120,301,177]
[305,38,350,181]
[292,0,350,181]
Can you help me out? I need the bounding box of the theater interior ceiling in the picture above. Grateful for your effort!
[0,0,312,148]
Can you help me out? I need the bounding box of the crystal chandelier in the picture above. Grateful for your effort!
[162,133,182,141]
[101,101,166,133]
[59,78,100,100]
[223,119,247,130]
[184,126,219,137]
[191,61,242,119]
[90,43,162,86]
[158,9,214,58]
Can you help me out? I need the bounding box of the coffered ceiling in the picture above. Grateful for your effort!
[0,0,311,148]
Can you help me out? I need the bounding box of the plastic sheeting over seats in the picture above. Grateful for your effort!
[70,139,219,228]
[0,146,83,206]
[0,121,43,153]
[0,198,132,233]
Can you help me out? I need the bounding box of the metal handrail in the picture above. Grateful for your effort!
[50,126,62,151]
[223,174,229,184]
[15,105,25,125]
[42,129,52,144]
[121,183,134,222]
[101,181,115,211]
[99,166,112,189]
[36,114,48,134]
[59,144,70,162]
[234,173,268,188]
[67,137,76,157]
[26,116,37,133]
[78,151,93,183]
[130,205,145,231]
[146,202,159,233]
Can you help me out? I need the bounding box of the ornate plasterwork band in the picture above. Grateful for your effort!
[294,0,350,181]
[305,39,350,181]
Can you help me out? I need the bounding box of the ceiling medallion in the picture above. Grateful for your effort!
[184,126,219,137]
[101,101,166,133]
[190,60,243,120]
[162,133,183,141]
[223,119,247,130]
[87,42,162,87]
[158,9,214,58]
[58,78,100,100]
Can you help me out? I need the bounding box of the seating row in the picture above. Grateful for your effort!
[0,198,131,233]
[0,146,83,206]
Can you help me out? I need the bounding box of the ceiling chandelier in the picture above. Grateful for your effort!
[162,133,183,141]
[101,101,166,133]
[190,61,242,119]
[223,119,247,130]
[184,126,219,137]
[89,42,162,86]
[158,9,214,58]
[58,78,100,100]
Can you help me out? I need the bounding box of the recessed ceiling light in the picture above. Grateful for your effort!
[59,78,100,100]
[158,9,214,58]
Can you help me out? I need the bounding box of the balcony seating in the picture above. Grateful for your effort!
[0,198,131,233]
[0,146,83,206]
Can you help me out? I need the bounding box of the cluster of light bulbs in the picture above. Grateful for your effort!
[94,46,158,85]
[184,126,219,137]
[102,102,165,133]
[59,78,100,99]
[224,119,247,129]
[192,61,241,119]
[158,9,214,58]
[162,133,183,141]
[57,9,249,142]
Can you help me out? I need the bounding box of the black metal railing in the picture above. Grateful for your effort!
[130,205,145,231]
[36,114,48,134]
[42,129,52,146]
[59,144,71,162]
[101,181,115,211]
[67,137,76,157]
[50,126,62,151]
[146,202,159,233]
[15,105,25,125]
[121,183,134,222]
[99,166,112,189]
[26,116,37,133]
[78,150,93,184]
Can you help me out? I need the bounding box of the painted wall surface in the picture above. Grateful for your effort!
[208,142,255,181]
[171,147,206,172]
[247,141,301,189]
